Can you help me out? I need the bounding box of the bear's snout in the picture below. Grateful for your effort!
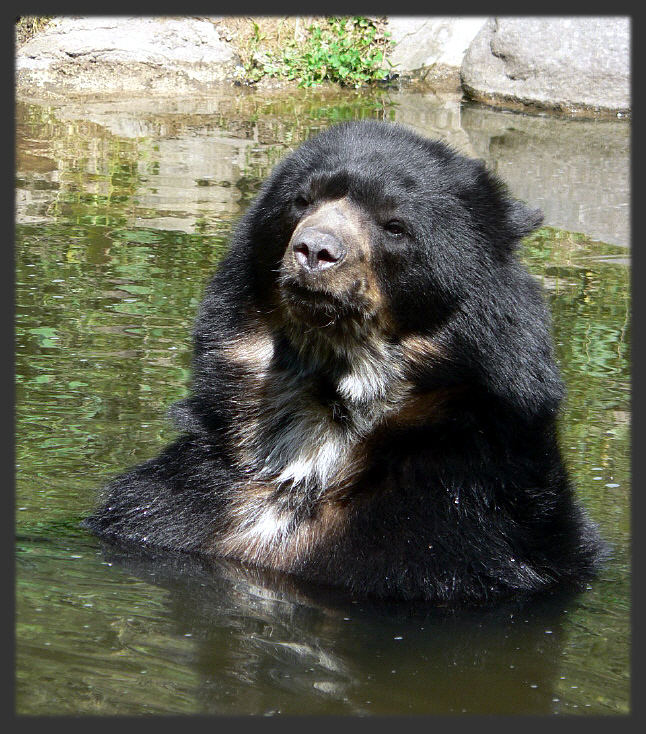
[281,197,379,320]
[292,227,346,272]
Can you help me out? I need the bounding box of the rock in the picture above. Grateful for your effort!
[461,17,630,115]
[16,16,239,97]
[388,17,487,81]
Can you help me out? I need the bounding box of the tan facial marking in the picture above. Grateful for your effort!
[286,197,385,316]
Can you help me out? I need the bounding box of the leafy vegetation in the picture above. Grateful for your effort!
[240,16,394,88]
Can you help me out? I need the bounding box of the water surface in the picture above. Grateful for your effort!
[15,88,630,715]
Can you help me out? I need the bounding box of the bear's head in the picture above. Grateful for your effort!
[245,120,543,338]
[224,121,560,418]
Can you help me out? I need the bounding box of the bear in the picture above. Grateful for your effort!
[83,120,604,605]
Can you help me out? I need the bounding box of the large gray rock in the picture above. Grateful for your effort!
[16,16,239,97]
[461,17,630,114]
[388,17,487,77]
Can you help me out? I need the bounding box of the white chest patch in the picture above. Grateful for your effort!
[337,338,403,405]
[236,504,291,547]
[225,326,407,493]
[274,434,347,488]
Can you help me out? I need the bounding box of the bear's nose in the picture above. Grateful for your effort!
[292,228,346,271]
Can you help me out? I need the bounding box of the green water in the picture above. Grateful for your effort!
[15,89,630,715]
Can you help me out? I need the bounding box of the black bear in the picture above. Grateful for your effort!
[84,120,604,604]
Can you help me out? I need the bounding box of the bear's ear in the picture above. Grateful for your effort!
[507,200,544,239]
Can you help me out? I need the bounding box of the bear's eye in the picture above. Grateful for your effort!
[294,195,310,209]
[383,219,406,236]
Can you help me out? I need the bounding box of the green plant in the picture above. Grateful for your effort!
[242,16,394,88]
[241,22,268,83]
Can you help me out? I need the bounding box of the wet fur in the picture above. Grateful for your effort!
[84,121,604,604]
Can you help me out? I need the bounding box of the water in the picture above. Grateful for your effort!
[15,87,630,715]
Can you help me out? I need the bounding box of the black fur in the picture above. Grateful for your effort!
[84,121,604,605]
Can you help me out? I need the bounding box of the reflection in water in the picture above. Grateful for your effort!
[15,88,630,715]
[16,90,630,246]
[18,532,582,716]
[104,542,581,716]
[460,105,630,248]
